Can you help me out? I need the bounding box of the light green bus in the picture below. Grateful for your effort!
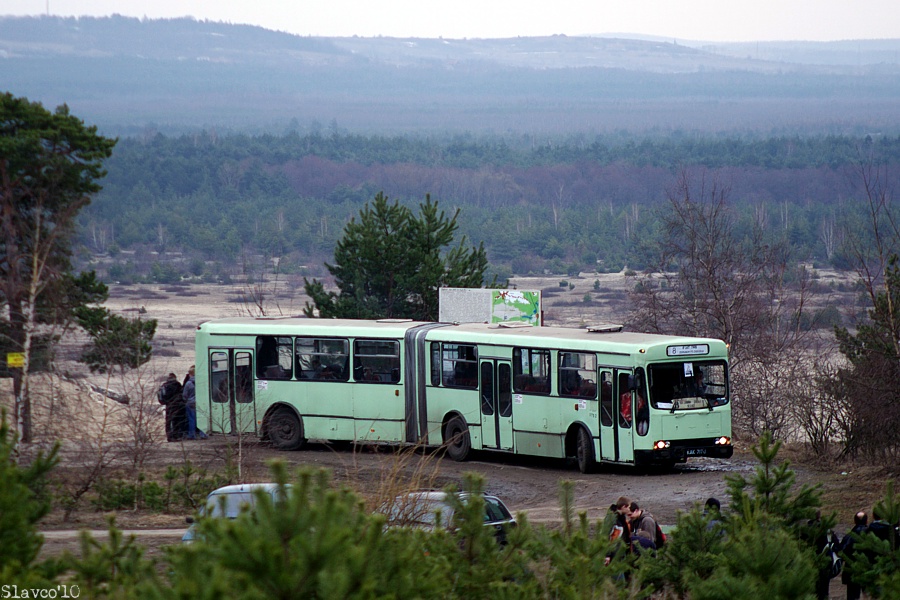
[195,317,732,471]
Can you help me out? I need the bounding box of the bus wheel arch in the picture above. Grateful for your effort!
[567,423,597,474]
[442,413,471,462]
[263,404,306,451]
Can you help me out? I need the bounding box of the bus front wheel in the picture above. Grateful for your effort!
[268,408,306,451]
[576,427,597,474]
[444,416,471,462]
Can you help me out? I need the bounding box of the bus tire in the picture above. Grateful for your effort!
[444,416,471,462]
[576,427,597,474]
[268,408,305,451]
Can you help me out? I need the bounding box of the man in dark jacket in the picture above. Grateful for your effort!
[840,511,867,600]
[158,373,184,442]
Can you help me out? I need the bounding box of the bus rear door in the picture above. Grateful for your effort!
[480,360,513,451]
[208,349,256,435]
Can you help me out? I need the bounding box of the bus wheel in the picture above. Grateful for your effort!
[576,427,596,474]
[444,416,471,462]
[268,408,305,451]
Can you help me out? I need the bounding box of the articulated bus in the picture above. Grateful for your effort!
[195,317,732,471]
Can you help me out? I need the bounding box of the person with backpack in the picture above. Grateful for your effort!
[629,501,665,549]
[807,510,842,600]
[158,372,185,442]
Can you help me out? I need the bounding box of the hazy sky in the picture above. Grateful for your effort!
[4,0,900,41]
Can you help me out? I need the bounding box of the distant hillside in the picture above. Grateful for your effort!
[3,15,900,136]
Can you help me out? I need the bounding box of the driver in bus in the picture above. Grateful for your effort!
[684,370,706,397]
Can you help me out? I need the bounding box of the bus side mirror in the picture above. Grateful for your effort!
[628,369,645,392]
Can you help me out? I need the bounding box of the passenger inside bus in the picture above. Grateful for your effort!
[619,390,632,428]
[635,390,649,435]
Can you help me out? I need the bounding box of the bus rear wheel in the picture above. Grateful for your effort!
[268,408,305,451]
[576,427,597,474]
[444,416,471,462]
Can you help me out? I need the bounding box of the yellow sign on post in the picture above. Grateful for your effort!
[6,352,25,368]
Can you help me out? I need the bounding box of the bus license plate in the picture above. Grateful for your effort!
[686,448,707,456]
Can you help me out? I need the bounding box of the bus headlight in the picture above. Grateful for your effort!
[653,440,671,450]
[714,436,731,446]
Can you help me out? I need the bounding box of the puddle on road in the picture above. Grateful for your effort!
[676,458,755,473]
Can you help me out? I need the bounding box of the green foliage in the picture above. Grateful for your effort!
[91,478,168,512]
[637,506,727,596]
[67,518,160,598]
[0,92,115,337]
[527,480,634,598]
[149,261,183,284]
[1,93,115,440]
[843,481,900,598]
[835,254,900,366]
[686,511,817,600]
[76,308,157,373]
[640,432,828,599]
[166,461,448,599]
[725,431,826,533]
[6,428,898,599]
[0,410,65,585]
[304,192,492,320]
[832,254,900,458]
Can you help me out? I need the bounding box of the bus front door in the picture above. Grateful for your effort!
[208,349,256,435]
[615,370,634,463]
[598,368,635,463]
[480,360,513,451]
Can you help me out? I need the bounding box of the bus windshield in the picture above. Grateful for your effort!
[647,360,728,410]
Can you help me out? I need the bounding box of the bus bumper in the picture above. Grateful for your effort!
[635,438,734,465]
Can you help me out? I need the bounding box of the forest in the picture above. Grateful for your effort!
[81,130,900,284]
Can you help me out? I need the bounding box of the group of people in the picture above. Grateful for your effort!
[829,508,899,600]
[157,366,207,441]
[604,495,665,565]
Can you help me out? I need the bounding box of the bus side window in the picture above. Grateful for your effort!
[513,347,550,394]
[600,371,613,426]
[295,338,349,381]
[430,342,441,386]
[256,336,293,380]
[442,343,477,389]
[354,339,400,384]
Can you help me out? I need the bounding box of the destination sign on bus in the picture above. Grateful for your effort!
[666,344,709,357]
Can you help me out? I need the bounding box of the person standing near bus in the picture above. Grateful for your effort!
[183,366,207,440]
[158,372,185,441]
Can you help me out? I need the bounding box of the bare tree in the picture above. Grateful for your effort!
[628,168,816,439]
[828,161,900,460]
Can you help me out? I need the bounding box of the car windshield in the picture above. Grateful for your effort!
[202,486,287,518]
[204,491,258,518]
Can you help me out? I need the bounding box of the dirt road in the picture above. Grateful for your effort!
[106,435,752,527]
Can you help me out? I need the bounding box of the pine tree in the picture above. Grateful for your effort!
[304,192,492,320]
[0,411,64,585]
